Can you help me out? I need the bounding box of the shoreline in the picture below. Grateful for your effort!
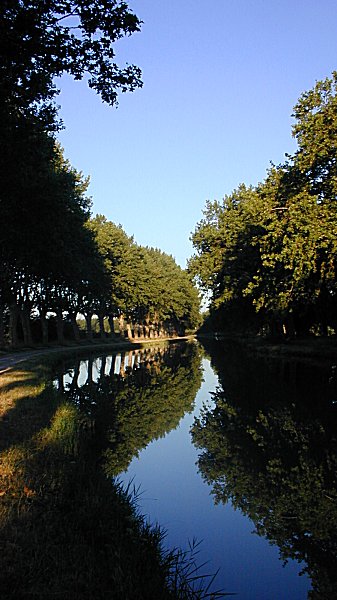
[0,335,195,374]
[2,331,336,374]
[197,332,337,361]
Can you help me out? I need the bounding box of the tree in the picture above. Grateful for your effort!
[292,72,337,202]
[0,0,142,122]
[190,74,337,338]
[86,215,136,335]
[0,1,143,345]
[189,184,268,334]
[0,136,103,345]
[88,217,201,340]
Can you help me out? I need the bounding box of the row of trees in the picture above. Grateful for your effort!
[0,141,200,346]
[189,73,337,338]
[0,1,200,347]
[87,216,201,339]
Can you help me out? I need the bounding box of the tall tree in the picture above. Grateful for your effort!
[292,72,337,202]
[0,0,142,345]
[0,137,103,344]
[191,73,337,337]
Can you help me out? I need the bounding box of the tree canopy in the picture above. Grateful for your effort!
[189,73,337,338]
[87,216,201,337]
[0,0,142,123]
[0,1,201,348]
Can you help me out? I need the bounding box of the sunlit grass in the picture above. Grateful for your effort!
[0,368,43,417]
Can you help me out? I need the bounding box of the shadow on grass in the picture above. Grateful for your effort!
[0,365,60,452]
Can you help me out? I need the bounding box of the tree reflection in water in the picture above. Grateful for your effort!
[191,339,337,599]
[56,341,203,476]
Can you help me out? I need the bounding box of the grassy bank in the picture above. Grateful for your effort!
[0,360,222,599]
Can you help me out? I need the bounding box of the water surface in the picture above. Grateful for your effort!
[120,353,312,599]
[56,339,337,598]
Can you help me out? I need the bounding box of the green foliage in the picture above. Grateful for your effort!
[0,0,142,122]
[0,0,144,345]
[0,0,201,346]
[292,72,337,201]
[0,134,104,328]
[88,216,201,333]
[190,74,337,337]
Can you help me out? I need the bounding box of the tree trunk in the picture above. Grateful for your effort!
[56,310,65,344]
[9,304,19,347]
[270,317,283,339]
[0,302,5,347]
[108,315,116,336]
[40,310,49,345]
[85,313,93,341]
[69,312,80,342]
[98,314,105,339]
[21,306,33,346]
[118,314,125,337]
[126,323,133,341]
[283,312,296,339]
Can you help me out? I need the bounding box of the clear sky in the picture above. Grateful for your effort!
[56,0,337,268]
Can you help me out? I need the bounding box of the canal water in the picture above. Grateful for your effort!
[120,352,311,599]
[57,339,337,598]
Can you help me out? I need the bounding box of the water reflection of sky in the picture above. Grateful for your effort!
[121,359,311,599]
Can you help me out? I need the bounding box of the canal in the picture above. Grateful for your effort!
[56,337,337,597]
[120,345,312,599]
[3,338,337,597]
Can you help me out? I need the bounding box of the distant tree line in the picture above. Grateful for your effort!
[0,1,200,347]
[189,74,337,338]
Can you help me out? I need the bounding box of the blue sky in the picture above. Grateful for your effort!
[57,0,337,268]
